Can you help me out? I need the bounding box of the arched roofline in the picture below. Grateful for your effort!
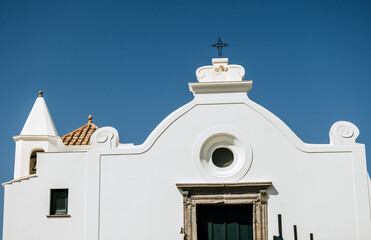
[99,96,361,155]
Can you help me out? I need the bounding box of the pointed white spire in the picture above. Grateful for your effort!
[20,91,58,136]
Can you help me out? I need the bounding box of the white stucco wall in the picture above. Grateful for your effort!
[4,94,371,240]
[3,152,87,240]
[3,59,371,240]
[95,100,370,240]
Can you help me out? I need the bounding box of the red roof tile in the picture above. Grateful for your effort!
[61,115,99,145]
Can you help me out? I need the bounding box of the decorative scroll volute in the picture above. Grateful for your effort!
[90,127,119,149]
[329,121,360,146]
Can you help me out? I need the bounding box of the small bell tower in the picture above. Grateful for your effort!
[13,91,59,179]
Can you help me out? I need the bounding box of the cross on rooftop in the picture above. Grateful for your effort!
[211,37,229,58]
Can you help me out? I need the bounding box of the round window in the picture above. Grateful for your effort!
[193,127,253,182]
[212,147,234,168]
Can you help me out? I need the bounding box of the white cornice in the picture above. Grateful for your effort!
[189,81,253,95]
[13,135,61,142]
[2,174,38,186]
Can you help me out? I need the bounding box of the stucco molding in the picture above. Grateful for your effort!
[108,97,361,155]
[195,58,245,82]
[90,127,119,149]
[193,126,253,182]
[189,81,252,95]
[13,135,61,142]
[176,182,272,240]
[329,121,360,146]
[2,174,38,186]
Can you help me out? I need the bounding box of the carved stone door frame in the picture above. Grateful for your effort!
[176,182,272,240]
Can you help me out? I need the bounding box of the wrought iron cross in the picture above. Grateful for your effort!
[211,37,228,58]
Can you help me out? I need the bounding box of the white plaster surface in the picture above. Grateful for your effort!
[3,152,86,240]
[196,58,245,82]
[20,96,58,136]
[3,59,371,240]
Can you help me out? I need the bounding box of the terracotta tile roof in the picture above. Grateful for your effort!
[61,115,99,145]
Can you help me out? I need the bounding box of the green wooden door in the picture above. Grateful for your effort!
[197,204,253,240]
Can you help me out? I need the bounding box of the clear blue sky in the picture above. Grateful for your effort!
[0,0,370,235]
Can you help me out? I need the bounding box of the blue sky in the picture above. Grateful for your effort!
[0,0,370,234]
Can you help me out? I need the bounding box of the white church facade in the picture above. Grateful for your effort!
[2,58,371,240]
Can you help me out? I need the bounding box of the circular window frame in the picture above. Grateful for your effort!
[193,126,253,182]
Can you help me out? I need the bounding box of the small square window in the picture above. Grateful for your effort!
[50,189,68,215]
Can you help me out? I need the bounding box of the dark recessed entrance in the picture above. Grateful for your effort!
[197,204,253,240]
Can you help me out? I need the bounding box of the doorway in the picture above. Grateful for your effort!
[177,182,271,240]
[197,204,253,240]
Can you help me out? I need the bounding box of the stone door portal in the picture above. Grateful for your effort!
[177,182,271,240]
